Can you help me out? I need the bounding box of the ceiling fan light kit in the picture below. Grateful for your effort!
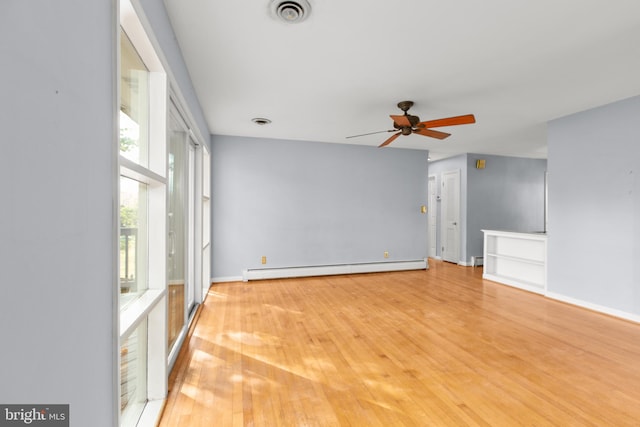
[269,0,311,23]
[347,101,476,148]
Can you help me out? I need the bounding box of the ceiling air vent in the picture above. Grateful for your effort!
[252,118,272,125]
[270,0,311,23]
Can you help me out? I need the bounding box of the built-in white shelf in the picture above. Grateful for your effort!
[482,230,547,294]
[484,252,544,266]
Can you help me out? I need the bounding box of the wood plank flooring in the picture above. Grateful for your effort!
[159,260,640,426]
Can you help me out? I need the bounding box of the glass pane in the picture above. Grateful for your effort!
[120,29,149,167]
[120,319,148,426]
[120,176,149,308]
[168,113,187,351]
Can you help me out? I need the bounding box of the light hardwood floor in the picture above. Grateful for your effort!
[159,260,640,426]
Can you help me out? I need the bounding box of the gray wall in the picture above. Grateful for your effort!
[547,96,640,315]
[211,135,429,279]
[466,154,547,261]
[0,1,117,424]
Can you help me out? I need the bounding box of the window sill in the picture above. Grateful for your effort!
[136,399,165,427]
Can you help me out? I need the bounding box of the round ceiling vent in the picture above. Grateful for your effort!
[269,0,311,23]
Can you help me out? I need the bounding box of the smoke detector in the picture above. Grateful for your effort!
[269,0,311,23]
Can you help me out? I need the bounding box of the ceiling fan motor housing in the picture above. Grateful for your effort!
[394,101,420,130]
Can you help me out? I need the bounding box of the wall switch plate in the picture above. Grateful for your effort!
[261,256,267,264]
[421,205,427,213]
[384,251,389,258]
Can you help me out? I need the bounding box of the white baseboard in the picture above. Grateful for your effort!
[242,260,427,282]
[458,257,484,267]
[545,291,640,324]
[211,276,243,283]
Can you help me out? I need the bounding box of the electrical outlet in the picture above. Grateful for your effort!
[384,251,389,258]
[261,256,267,265]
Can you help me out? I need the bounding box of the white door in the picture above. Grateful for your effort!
[428,175,437,258]
[441,170,460,264]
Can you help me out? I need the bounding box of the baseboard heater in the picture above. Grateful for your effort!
[242,259,428,282]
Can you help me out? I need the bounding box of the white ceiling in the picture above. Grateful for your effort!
[164,0,640,160]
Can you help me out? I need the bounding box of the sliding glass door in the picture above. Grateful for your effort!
[167,105,197,354]
[186,140,196,311]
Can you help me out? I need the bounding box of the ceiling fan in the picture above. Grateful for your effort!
[346,101,476,147]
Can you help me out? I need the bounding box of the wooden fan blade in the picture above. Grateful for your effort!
[379,132,401,148]
[418,114,476,128]
[390,115,411,127]
[414,128,451,140]
[346,129,395,139]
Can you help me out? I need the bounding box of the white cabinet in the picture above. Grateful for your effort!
[482,230,547,294]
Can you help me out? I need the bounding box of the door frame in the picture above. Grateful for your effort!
[428,175,438,258]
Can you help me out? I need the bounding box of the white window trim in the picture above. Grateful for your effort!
[117,1,209,426]
[118,1,169,426]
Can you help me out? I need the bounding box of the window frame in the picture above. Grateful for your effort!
[116,0,208,425]
[117,0,168,425]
